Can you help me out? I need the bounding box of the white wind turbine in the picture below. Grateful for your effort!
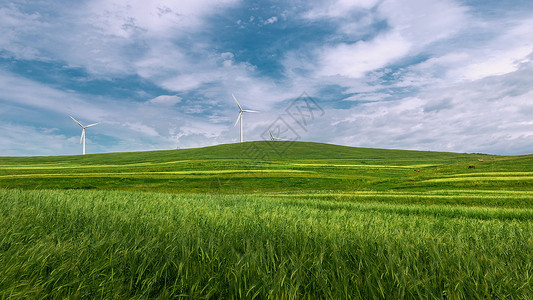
[268,128,284,141]
[70,116,99,155]
[233,94,258,143]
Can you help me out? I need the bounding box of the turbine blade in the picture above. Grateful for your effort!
[242,110,258,113]
[268,129,274,139]
[234,112,242,127]
[232,93,243,111]
[85,122,99,128]
[70,116,84,128]
[80,129,85,144]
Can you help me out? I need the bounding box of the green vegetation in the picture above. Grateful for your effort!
[1,142,533,298]
[2,141,530,193]
[2,189,533,298]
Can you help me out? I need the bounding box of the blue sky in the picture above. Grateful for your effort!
[1,0,533,156]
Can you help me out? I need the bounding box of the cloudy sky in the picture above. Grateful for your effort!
[1,0,533,156]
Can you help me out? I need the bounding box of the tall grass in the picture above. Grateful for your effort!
[1,189,532,298]
[270,190,533,208]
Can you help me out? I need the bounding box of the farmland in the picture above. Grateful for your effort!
[1,141,530,193]
[1,141,533,298]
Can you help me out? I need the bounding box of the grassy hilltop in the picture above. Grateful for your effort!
[1,141,531,193]
[2,142,533,298]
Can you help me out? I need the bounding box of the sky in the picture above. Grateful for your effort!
[1,0,533,156]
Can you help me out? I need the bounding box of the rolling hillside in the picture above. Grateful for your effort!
[0,141,531,193]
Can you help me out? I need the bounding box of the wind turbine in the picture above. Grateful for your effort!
[70,116,99,155]
[233,94,258,143]
[268,128,283,141]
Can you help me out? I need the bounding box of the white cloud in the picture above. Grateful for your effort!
[343,92,391,102]
[0,1,241,76]
[161,73,216,91]
[395,18,533,86]
[317,32,411,78]
[448,19,533,81]
[264,16,278,25]
[458,47,533,81]
[148,95,182,106]
[0,122,71,156]
[0,4,48,60]
[304,0,380,19]
[221,52,234,60]
[0,70,108,120]
[319,62,533,155]
[221,52,235,67]
[308,0,469,79]
[377,0,468,47]
[134,42,188,78]
[85,0,240,37]
[123,122,159,137]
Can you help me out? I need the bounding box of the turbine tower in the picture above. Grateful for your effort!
[233,94,258,142]
[70,116,99,155]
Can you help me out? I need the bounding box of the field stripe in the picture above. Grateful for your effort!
[0,169,310,178]
[0,161,189,170]
[449,172,533,177]
[425,176,533,182]
[264,191,533,199]
[290,163,438,169]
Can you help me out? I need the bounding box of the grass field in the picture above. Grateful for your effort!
[1,142,533,298]
[2,141,530,193]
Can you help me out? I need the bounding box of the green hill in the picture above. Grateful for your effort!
[0,141,469,161]
[0,141,531,193]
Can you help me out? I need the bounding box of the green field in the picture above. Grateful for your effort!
[1,142,533,298]
[2,141,529,193]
